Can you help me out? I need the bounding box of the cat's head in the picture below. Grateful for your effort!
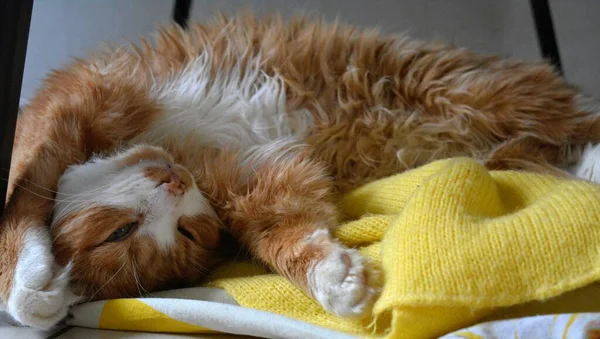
[51,145,222,300]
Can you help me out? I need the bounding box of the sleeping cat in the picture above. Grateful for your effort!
[1,12,600,330]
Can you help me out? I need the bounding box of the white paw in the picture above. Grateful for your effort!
[307,244,377,317]
[6,228,79,330]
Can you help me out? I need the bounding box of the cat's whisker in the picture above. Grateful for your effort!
[52,176,119,198]
[0,167,119,197]
[51,200,92,231]
[72,288,95,307]
[87,261,127,302]
[2,181,59,202]
[53,195,99,204]
[131,239,148,297]
[52,199,98,227]
[0,169,64,195]
[188,257,211,276]
[52,210,80,229]
[51,193,107,228]
[0,178,108,205]
[52,201,78,225]
[132,271,145,297]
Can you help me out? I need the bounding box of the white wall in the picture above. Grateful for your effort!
[21,0,600,103]
[22,0,172,102]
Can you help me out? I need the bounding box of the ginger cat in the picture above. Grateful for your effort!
[1,13,599,330]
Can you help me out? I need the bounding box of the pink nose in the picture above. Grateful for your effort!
[163,171,186,196]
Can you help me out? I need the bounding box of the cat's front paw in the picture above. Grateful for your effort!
[6,228,78,330]
[307,245,377,317]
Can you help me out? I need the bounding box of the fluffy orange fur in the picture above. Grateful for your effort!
[1,12,599,329]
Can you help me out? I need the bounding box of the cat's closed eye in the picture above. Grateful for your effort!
[105,221,139,242]
[177,225,194,241]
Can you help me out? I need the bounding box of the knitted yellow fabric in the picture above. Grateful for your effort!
[207,158,600,338]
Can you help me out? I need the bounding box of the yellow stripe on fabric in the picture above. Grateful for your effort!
[99,299,218,334]
[453,331,485,339]
[562,313,579,339]
[550,314,559,337]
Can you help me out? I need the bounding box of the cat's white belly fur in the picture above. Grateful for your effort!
[132,54,313,153]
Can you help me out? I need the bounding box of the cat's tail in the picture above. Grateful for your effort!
[570,93,600,183]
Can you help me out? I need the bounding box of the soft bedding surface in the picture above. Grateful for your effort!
[11,157,600,338]
[66,291,600,338]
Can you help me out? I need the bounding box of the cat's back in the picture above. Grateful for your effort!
[18,13,588,192]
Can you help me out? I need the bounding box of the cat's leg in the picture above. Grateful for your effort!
[0,74,158,328]
[0,222,78,329]
[0,144,86,329]
[0,115,93,329]
[220,140,377,317]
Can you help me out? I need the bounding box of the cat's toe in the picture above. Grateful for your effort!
[7,271,75,330]
[5,228,77,330]
[307,246,377,317]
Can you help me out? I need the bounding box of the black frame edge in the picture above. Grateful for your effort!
[0,0,34,216]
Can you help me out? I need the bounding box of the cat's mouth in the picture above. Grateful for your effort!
[156,172,186,196]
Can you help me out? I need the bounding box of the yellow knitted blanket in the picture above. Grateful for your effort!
[206,158,600,338]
